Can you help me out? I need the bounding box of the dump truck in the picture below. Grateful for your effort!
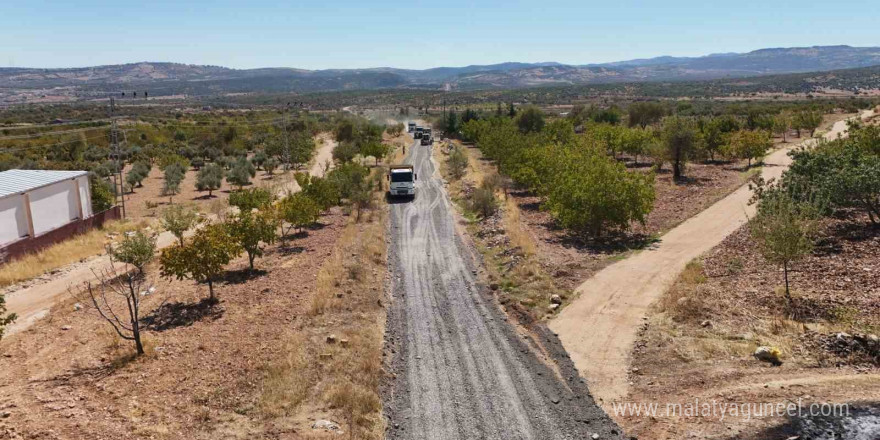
[414,126,423,139]
[421,128,432,145]
[407,122,416,133]
[388,164,417,198]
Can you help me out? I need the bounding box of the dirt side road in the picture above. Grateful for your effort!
[4,138,337,335]
[549,110,875,409]
[383,135,621,440]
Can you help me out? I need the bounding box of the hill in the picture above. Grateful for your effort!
[1,45,879,100]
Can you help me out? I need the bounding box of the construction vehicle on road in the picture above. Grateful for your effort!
[388,164,417,198]
[408,122,416,133]
[414,126,423,139]
[421,128,432,145]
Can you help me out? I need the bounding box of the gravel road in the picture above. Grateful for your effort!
[383,136,621,440]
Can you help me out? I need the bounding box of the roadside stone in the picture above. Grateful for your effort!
[753,346,782,366]
[73,303,83,311]
[700,320,712,328]
[548,303,560,311]
[340,339,350,348]
[592,433,599,439]
[61,325,72,331]
[326,334,338,344]
[319,353,333,361]
[550,294,562,305]
[312,419,340,431]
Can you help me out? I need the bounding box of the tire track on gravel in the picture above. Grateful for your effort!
[383,135,621,440]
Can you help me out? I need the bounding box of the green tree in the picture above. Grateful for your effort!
[627,102,666,128]
[332,141,358,164]
[162,163,186,203]
[196,163,224,196]
[749,187,819,313]
[229,187,274,212]
[773,112,792,142]
[251,150,268,169]
[263,157,279,175]
[516,106,545,134]
[227,157,256,189]
[279,192,321,235]
[90,174,115,212]
[361,142,389,166]
[794,110,823,137]
[730,129,773,167]
[289,131,315,169]
[297,174,340,211]
[661,116,699,180]
[160,223,240,301]
[226,209,279,271]
[161,203,201,246]
[545,146,655,237]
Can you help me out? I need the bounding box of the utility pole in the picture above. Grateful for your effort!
[109,97,126,218]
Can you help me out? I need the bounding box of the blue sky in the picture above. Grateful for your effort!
[2,0,878,70]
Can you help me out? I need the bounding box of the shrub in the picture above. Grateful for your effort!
[162,163,186,202]
[447,146,469,180]
[469,187,498,219]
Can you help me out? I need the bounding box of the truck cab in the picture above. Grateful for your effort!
[388,165,417,198]
[414,127,423,139]
[407,122,416,133]
[421,128,432,145]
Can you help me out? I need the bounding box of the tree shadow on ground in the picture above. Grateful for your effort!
[550,230,660,254]
[222,268,268,285]
[141,298,224,332]
[192,193,217,201]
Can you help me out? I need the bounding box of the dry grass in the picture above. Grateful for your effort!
[0,219,148,288]
[262,197,388,439]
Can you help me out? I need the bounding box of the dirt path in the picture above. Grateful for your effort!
[4,137,337,335]
[383,134,621,439]
[548,110,875,409]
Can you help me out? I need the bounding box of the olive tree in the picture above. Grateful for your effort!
[196,162,224,196]
[163,163,186,203]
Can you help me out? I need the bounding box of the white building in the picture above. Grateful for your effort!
[0,169,93,247]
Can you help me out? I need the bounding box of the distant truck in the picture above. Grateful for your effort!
[414,127,423,139]
[421,128,432,145]
[388,165,417,198]
[407,122,416,133]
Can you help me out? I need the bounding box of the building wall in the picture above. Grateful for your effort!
[77,175,93,218]
[0,195,28,246]
[28,181,79,236]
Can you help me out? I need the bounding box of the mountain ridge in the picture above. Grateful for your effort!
[2,45,879,97]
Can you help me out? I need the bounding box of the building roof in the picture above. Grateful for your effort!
[0,169,88,199]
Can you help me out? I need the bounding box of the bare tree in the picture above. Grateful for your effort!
[70,232,158,355]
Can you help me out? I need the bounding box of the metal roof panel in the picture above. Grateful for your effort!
[0,169,88,199]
